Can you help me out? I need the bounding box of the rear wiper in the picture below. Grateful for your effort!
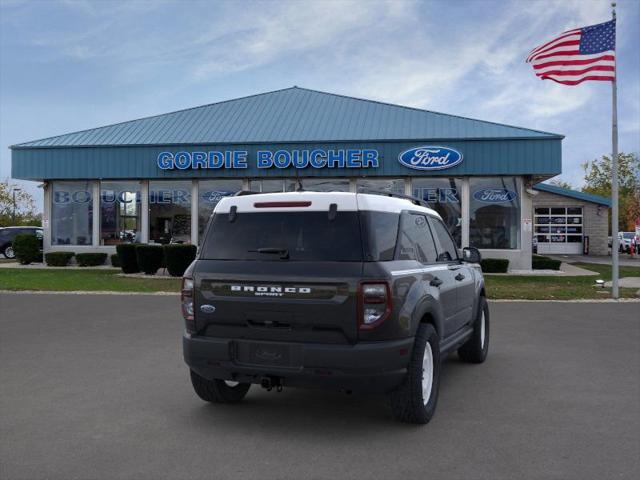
[248,247,290,260]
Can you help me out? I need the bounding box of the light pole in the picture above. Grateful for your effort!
[12,187,22,224]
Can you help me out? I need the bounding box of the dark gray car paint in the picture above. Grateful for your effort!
[184,208,485,392]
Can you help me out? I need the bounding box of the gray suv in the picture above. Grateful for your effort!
[182,191,489,424]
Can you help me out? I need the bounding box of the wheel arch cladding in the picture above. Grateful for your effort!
[418,310,443,340]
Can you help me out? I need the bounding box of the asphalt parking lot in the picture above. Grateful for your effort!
[1,294,638,480]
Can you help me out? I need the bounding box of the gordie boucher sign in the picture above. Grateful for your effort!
[156,146,464,171]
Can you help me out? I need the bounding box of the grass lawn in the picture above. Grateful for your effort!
[0,268,181,293]
[0,262,638,299]
[484,262,640,300]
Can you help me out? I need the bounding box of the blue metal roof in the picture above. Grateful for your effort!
[12,87,562,148]
[533,183,611,206]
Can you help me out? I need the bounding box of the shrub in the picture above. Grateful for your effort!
[45,252,74,267]
[532,255,562,270]
[480,258,509,273]
[135,245,164,275]
[13,234,41,265]
[163,244,197,277]
[110,254,121,268]
[116,244,139,273]
[75,253,107,267]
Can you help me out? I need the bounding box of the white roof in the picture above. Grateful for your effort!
[214,191,440,218]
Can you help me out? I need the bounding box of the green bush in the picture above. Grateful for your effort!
[163,244,197,277]
[135,245,164,275]
[12,234,41,265]
[110,254,121,268]
[480,258,510,273]
[532,255,562,270]
[75,253,108,267]
[45,252,75,267]
[116,244,139,273]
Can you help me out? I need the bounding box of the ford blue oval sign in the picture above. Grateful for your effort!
[473,188,518,203]
[398,146,463,171]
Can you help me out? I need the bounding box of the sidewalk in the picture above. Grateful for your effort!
[546,254,640,267]
[486,262,599,277]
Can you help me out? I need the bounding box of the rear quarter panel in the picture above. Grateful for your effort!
[360,261,445,342]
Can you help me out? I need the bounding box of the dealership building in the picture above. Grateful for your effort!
[10,87,611,269]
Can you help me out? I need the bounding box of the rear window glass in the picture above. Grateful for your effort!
[201,211,363,261]
[360,211,399,261]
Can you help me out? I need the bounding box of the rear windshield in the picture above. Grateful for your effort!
[201,211,364,261]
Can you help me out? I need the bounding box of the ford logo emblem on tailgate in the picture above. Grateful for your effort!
[398,146,463,171]
[200,304,216,314]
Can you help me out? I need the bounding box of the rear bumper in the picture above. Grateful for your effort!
[183,334,414,393]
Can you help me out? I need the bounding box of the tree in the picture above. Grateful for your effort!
[0,180,41,227]
[547,177,573,190]
[582,152,640,231]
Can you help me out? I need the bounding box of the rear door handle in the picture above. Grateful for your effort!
[430,277,443,287]
[455,273,465,281]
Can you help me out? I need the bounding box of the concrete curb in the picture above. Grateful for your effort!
[489,298,640,303]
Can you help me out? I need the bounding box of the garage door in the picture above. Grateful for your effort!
[535,207,583,254]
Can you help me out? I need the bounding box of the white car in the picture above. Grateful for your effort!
[619,232,635,253]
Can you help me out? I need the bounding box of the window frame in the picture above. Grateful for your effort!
[428,215,460,263]
[51,180,94,246]
[468,176,521,250]
[99,180,142,246]
[393,210,440,265]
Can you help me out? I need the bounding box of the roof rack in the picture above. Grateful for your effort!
[360,189,430,208]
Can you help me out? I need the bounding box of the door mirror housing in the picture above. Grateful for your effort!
[462,247,482,263]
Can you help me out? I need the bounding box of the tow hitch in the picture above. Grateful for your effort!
[260,376,283,392]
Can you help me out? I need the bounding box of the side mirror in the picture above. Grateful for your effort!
[462,247,482,263]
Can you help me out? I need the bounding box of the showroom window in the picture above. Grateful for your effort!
[51,181,93,245]
[412,177,462,247]
[249,179,285,193]
[198,179,243,241]
[469,177,520,249]
[292,178,350,192]
[357,178,405,195]
[149,181,192,244]
[100,181,141,245]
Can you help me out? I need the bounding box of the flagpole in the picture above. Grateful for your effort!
[611,1,619,299]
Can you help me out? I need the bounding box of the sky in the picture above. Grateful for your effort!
[1,0,639,211]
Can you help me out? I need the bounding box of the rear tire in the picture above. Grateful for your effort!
[458,296,489,363]
[389,323,440,424]
[189,370,251,404]
[3,245,15,259]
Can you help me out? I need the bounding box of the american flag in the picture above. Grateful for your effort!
[526,19,616,85]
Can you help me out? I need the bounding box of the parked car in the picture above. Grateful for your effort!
[0,226,43,259]
[181,191,489,424]
[619,232,635,253]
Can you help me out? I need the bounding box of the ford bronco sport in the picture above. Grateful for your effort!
[182,191,488,424]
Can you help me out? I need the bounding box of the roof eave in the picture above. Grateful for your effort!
[533,183,611,207]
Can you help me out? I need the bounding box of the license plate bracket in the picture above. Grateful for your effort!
[234,341,297,368]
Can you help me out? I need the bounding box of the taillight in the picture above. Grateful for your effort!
[358,282,392,330]
[181,277,195,333]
